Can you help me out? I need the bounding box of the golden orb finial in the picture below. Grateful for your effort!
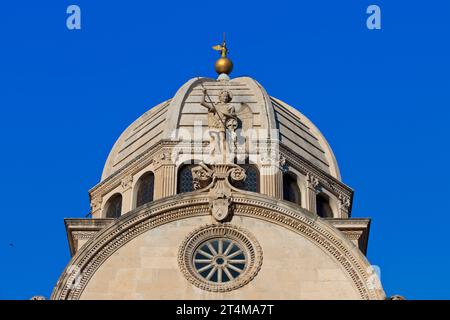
[212,32,233,75]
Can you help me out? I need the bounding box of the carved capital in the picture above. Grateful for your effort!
[306,172,320,190]
[339,193,351,209]
[90,197,102,212]
[153,151,172,168]
[121,175,133,191]
[279,155,288,172]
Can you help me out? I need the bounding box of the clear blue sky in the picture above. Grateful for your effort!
[0,0,449,300]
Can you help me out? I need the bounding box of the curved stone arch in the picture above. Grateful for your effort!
[281,170,302,206]
[51,193,385,300]
[52,195,211,300]
[232,193,384,299]
[102,192,123,218]
[131,169,155,210]
[315,188,339,218]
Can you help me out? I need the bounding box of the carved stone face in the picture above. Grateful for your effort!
[218,90,232,103]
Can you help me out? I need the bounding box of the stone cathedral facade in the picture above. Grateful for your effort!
[51,41,385,300]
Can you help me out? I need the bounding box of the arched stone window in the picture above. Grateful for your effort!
[177,164,196,194]
[105,194,122,218]
[235,165,259,193]
[316,193,333,218]
[136,172,154,207]
[283,173,301,205]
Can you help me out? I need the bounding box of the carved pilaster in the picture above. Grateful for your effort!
[154,160,176,200]
[338,193,351,218]
[90,197,102,218]
[121,175,133,213]
[152,150,176,199]
[306,172,320,213]
[260,165,283,199]
[162,164,176,198]
[152,151,168,170]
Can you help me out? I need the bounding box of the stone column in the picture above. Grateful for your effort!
[260,164,283,199]
[157,164,176,199]
[306,173,319,213]
[121,175,133,213]
[153,152,177,200]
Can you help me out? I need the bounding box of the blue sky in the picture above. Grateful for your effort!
[0,0,449,299]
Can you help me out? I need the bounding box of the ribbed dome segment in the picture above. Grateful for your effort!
[101,76,340,181]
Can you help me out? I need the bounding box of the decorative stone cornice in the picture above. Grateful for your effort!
[89,140,176,200]
[279,143,354,216]
[325,218,371,255]
[89,136,353,218]
[72,231,98,240]
[65,218,116,256]
[52,193,384,300]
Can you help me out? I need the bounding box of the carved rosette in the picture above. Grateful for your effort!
[229,166,246,183]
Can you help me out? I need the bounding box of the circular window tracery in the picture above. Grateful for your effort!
[193,238,247,283]
[178,224,263,292]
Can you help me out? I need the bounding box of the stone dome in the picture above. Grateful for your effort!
[102,76,340,181]
[54,72,385,300]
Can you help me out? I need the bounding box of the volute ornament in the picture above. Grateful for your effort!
[190,162,247,222]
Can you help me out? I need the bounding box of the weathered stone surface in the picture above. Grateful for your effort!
[53,74,385,300]
[80,216,360,300]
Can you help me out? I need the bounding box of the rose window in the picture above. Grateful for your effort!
[193,238,247,283]
[178,224,263,292]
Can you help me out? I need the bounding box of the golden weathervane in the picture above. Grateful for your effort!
[213,32,233,75]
